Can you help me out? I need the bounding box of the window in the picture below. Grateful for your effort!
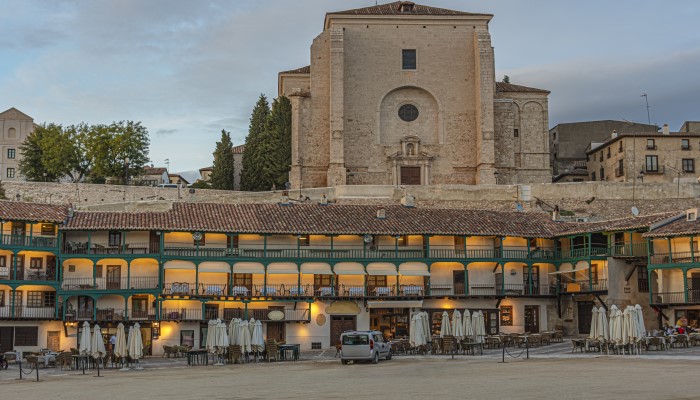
[227,235,239,249]
[637,267,649,293]
[298,234,310,246]
[0,255,5,268]
[95,264,103,277]
[591,172,596,181]
[180,330,195,347]
[500,306,513,326]
[398,104,419,122]
[683,159,695,173]
[29,257,42,270]
[27,291,54,308]
[682,139,691,150]
[367,275,387,288]
[599,167,605,181]
[645,155,658,172]
[647,139,655,150]
[108,231,121,247]
[14,327,38,346]
[616,159,624,177]
[6,168,14,178]
[514,129,519,138]
[0,291,4,307]
[314,274,332,287]
[41,224,55,236]
[599,153,603,162]
[552,132,557,141]
[233,273,252,288]
[590,265,599,284]
[7,149,15,159]
[619,142,623,153]
[607,148,611,159]
[402,49,416,70]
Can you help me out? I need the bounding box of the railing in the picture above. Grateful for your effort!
[161,308,203,321]
[61,276,158,291]
[95,308,126,321]
[0,269,57,281]
[163,246,230,258]
[610,242,648,258]
[0,306,58,319]
[559,279,608,293]
[1,235,57,248]
[63,241,160,255]
[252,284,312,297]
[654,290,700,305]
[221,308,310,322]
[163,282,197,296]
[129,308,156,320]
[468,284,499,296]
[650,252,694,265]
[198,283,228,296]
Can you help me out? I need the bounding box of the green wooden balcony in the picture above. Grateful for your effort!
[651,289,700,305]
[1,234,57,250]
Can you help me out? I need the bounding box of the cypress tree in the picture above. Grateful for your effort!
[240,94,271,191]
[210,129,235,190]
[267,96,292,187]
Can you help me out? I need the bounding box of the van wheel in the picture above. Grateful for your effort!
[372,352,379,364]
[341,359,348,365]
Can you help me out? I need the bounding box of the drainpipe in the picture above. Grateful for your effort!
[683,268,689,304]
[195,263,199,295]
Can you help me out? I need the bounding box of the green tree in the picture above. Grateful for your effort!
[240,94,271,191]
[266,96,292,187]
[190,180,212,189]
[502,75,511,83]
[209,129,235,190]
[88,121,150,183]
[19,123,59,181]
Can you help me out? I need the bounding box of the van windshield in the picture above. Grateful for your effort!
[342,334,369,345]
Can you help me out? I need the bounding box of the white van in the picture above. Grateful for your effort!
[156,184,180,188]
[339,331,391,364]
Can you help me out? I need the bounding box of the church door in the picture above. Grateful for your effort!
[400,167,421,185]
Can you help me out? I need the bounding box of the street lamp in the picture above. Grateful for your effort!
[124,157,130,185]
[42,172,47,182]
[638,170,645,182]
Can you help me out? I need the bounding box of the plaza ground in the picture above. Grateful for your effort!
[2,342,700,400]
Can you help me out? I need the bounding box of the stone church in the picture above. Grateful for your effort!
[278,1,551,188]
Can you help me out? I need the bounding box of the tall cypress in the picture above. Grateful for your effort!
[240,94,271,191]
[210,129,235,190]
[267,96,292,187]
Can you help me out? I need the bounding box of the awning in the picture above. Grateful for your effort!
[367,262,397,276]
[164,260,196,270]
[333,262,365,275]
[267,262,299,275]
[367,300,423,309]
[398,262,430,276]
[233,262,265,274]
[300,262,332,275]
[198,261,230,273]
[549,261,590,275]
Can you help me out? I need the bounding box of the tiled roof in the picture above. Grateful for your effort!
[585,132,700,154]
[328,2,491,17]
[232,144,245,154]
[496,82,550,94]
[643,214,699,238]
[0,201,68,223]
[279,66,310,75]
[65,210,169,231]
[556,212,679,237]
[143,167,167,175]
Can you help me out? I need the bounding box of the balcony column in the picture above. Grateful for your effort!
[127,261,131,290]
[297,235,301,258]
[243,302,248,320]
[683,268,689,303]
[93,296,98,321]
[646,238,652,265]
[263,264,268,294]
[54,293,59,319]
[229,263,234,296]
[395,236,399,259]
[10,288,15,318]
[363,264,368,296]
[201,301,206,321]
[263,235,267,258]
[155,298,161,321]
[297,263,301,295]
[87,232,92,255]
[158,261,164,291]
[588,261,593,290]
[12,251,17,280]
[92,262,97,289]
[668,238,673,263]
[464,264,469,296]
[158,231,164,256]
[627,231,633,256]
[330,236,334,259]
[29,223,33,245]
[527,239,531,260]
[500,264,505,296]
[527,264,534,295]
[426,263,432,295]
[424,235,430,259]
[195,263,200,296]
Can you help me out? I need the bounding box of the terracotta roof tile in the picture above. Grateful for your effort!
[279,66,310,74]
[0,201,68,223]
[643,214,699,238]
[232,144,245,154]
[496,82,550,94]
[555,212,679,236]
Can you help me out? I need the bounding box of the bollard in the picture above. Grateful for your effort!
[95,359,102,377]
[526,338,529,359]
[17,359,22,380]
[501,344,506,363]
[82,358,86,375]
[36,362,39,382]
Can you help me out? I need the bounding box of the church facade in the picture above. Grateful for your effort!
[279,1,551,188]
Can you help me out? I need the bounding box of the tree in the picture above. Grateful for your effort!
[189,180,211,189]
[88,121,150,183]
[19,123,59,182]
[209,130,235,190]
[502,75,511,83]
[266,96,292,187]
[240,94,271,191]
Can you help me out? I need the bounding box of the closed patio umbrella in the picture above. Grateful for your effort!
[238,321,252,354]
[91,324,106,362]
[249,318,256,336]
[588,307,599,340]
[115,323,128,370]
[251,320,265,355]
[421,312,430,340]
[229,318,240,345]
[206,320,217,353]
[79,321,92,355]
[409,314,417,346]
[452,310,464,340]
[597,306,609,342]
[128,323,144,369]
[462,310,473,338]
[472,311,486,343]
[214,320,228,365]
[440,311,452,337]
[635,304,647,339]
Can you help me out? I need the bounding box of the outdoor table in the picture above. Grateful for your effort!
[347,287,364,296]
[289,286,306,296]
[644,336,668,350]
[317,286,334,296]
[187,349,209,366]
[72,354,91,370]
[259,286,277,296]
[373,287,391,296]
[278,344,300,361]
[232,286,249,296]
[402,285,422,296]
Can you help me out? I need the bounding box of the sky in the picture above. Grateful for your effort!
[2,0,699,176]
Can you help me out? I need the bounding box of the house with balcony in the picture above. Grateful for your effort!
[0,199,689,354]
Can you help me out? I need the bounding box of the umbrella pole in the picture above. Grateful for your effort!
[94,358,102,378]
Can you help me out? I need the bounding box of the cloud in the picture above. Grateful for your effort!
[155,128,177,136]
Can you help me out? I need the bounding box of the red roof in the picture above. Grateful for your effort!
[328,2,491,17]
[0,201,68,223]
[496,82,550,94]
[279,66,310,75]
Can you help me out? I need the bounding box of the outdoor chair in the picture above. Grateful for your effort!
[673,335,689,348]
[163,345,173,358]
[227,345,243,364]
[540,332,552,346]
[442,336,456,354]
[56,352,73,370]
[690,334,700,346]
[266,340,279,362]
[485,336,502,349]
[553,331,564,343]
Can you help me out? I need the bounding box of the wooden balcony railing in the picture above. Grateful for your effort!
[1,235,57,248]
[0,306,58,319]
[61,276,158,291]
[62,241,160,255]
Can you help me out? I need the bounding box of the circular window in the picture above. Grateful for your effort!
[398,104,419,122]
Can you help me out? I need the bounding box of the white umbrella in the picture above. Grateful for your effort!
[217,321,229,347]
[115,323,129,370]
[229,318,240,345]
[462,310,473,338]
[452,310,464,340]
[440,311,452,337]
[609,306,623,346]
[409,314,416,346]
[421,312,430,341]
[252,320,265,353]
[472,311,486,343]
[249,318,256,335]
[79,321,92,355]
[635,304,647,339]
[410,313,426,347]
[597,306,609,342]
[91,324,106,361]
[128,323,144,367]
[238,321,252,353]
[206,320,218,353]
[588,307,599,340]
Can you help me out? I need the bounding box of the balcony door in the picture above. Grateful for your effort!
[400,166,421,185]
[524,305,540,334]
[12,254,25,280]
[453,270,465,295]
[523,266,540,294]
[689,273,700,302]
[106,265,121,290]
[131,296,149,319]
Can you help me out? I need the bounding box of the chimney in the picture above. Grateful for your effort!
[401,194,415,207]
[280,194,289,206]
[552,205,560,221]
[662,124,670,135]
[376,208,387,219]
[320,193,328,205]
[611,130,618,139]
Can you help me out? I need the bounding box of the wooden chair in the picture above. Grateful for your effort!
[266,340,279,362]
[442,336,456,354]
[540,332,552,346]
[56,352,73,370]
[335,343,342,357]
[227,345,243,364]
[673,335,689,348]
